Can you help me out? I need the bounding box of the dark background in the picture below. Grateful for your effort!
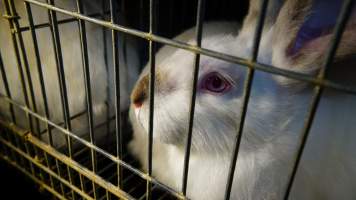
[0,160,50,199]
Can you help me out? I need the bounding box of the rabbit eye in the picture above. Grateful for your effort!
[200,72,231,94]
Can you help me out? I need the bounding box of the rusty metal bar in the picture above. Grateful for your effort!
[0,138,94,200]
[0,95,184,199]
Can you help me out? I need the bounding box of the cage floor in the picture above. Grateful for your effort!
[0,118,178,200]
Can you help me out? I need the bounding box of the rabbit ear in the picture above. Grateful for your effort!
[271,0,356,78]
[239,0,285,41]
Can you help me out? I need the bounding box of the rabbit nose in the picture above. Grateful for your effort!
[131,75,149,108]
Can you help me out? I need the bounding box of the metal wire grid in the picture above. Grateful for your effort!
[0,0,355,200]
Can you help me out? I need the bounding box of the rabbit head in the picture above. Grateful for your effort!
[129,0,287,156]
[130,22,244,155]
[129,0,356,157]
[129,0,356,199]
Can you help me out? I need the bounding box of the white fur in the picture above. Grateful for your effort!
[0,0,139,148]
[129,18,356,200]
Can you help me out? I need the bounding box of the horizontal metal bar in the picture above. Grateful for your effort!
[0,138,94,200]
[0,155,66,200]
[0,95,185,199]
[283,0,355,199]
[25,135,134,200]
[0,94,185,199]
[0,128,134,200]
[25,0,356,95]
[19,12,107,32]
[42,151,56,191]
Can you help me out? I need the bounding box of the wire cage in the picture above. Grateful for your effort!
[0,0,355,199]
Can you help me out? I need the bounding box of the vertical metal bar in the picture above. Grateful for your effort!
[9,148,22,166]
[2,0,33,133]
[46,0,73,155]
[106,190,111,200]
[0,134,5,155]
[101,0,111,139]
[120,0,129,100]
[7,0,41,136]
[1,130,15,162]
[283,1,354,199]
[0,50,16,123]
[23,139,36,176]
[43,152,56,192]
[4,133,18,163]
[75,1,98,198]
[24,2,53,146]
[6,0,48,185]
[2,0,34,171]
[146,0,157,199]
[138,0,146,69]
[12,132,31,171]
[76,0,96,177]
[46,0,75,198]
[55,158,66,196]
[250,0,269,61]
[181,0,205,195]
[224,1,269,199]
[0,137,10,158]
[79,174,86,194]
[110,0,123,189]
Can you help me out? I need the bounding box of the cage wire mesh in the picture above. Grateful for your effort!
[0,0,355,199]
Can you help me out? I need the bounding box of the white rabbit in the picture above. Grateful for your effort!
[129,0,356,199]
[0,0,139,149]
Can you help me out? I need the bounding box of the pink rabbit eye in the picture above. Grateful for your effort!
[200,72,231,94]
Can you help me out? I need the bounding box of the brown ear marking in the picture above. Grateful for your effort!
[131,70,163,107]
[131,74,149,107]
